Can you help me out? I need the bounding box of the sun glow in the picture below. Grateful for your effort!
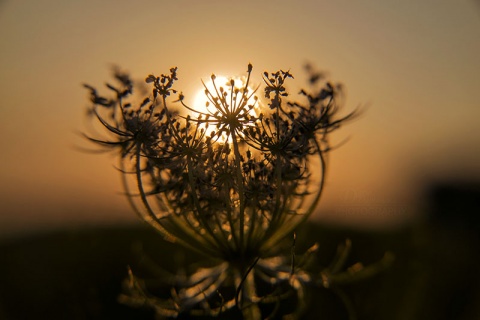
[189,75,260,142]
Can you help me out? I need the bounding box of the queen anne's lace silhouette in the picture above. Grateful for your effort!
[83,64,392,319]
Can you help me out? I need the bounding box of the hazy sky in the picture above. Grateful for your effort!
[1,0,479,236]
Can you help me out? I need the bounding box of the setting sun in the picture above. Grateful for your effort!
[188,74,260,142]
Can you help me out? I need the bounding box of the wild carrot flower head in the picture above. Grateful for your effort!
[84,64,352,260]
[83,64,373,318]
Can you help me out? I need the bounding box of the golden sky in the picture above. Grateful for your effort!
[1,0,479,236]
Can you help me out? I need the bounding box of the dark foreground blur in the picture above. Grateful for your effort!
[1,182,479,320]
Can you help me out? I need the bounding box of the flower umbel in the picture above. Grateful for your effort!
[83,64,391,319]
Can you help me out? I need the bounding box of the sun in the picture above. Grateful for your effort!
[192,75,230,115]
[189,75,260,142]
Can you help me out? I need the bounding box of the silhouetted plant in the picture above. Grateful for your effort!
[83,64,391,319]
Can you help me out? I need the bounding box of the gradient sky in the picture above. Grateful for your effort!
[1,0,479,237]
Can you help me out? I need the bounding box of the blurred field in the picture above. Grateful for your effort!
[0,224,478,319]
[1,182,479,319]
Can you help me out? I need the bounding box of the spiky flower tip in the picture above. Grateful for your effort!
[83,64,392,319]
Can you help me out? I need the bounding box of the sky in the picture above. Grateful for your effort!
[0,0,479,237]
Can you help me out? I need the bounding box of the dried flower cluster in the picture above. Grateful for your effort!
[83,64,388,319]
